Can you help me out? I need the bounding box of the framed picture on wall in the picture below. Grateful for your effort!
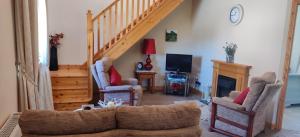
[165,29,177,42]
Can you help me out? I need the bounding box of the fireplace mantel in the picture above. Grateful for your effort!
[211,60,252,97]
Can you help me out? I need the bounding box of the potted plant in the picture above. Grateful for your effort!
[49,33,64,71]
[223,42,237,63]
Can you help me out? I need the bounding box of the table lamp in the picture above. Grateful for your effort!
[143,39,156,70]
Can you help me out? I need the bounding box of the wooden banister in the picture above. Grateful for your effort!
[87,0,163,62]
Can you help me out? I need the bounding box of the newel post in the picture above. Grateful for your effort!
[87,10,94,99]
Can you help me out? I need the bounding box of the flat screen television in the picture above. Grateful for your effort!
[166,54,192,73]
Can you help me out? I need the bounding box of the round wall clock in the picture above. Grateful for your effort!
[229,4,244,25]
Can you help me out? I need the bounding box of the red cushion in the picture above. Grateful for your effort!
[233,87,250,105]
[108,66,122,86]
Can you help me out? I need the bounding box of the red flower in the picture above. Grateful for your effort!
[49,33,64,47]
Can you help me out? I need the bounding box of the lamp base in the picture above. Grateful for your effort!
[144,55,153,70]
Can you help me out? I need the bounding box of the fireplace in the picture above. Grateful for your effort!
[217,75,236,97]
[211,60,251,97]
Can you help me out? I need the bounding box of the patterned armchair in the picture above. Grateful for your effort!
[91,57,143,106]
[210,72,282,137]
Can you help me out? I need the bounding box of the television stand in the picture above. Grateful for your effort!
[164,72,190,96]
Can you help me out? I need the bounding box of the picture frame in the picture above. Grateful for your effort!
[165,29,177,42]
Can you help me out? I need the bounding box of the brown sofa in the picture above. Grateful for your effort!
[19,102,202,137]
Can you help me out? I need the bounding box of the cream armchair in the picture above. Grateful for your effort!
[91,57,143,106]
[210,72,282,137]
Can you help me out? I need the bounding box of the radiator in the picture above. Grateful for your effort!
[0,113,21,137]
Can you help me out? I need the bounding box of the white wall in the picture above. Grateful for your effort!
[0,0,18,126]
[47,0,114,64]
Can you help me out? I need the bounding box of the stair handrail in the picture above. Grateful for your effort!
[93,0,120,22]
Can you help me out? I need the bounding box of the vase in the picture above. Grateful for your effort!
[49,46,58,71]
[226,54,234,63]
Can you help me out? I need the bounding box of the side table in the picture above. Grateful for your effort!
[135,70,156,93]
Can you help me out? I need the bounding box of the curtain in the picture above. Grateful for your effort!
[15,0,39,111]
[15,0,54,111]
[37,0,54,110]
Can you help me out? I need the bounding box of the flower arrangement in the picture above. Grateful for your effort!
[49,33,64,47]
[223,42,237,63]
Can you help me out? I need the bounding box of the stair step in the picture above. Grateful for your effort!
[52,85,88,90]
[53,89,88,96]
[53,96,90,104]
[50,69,88,78]
[51,77,88,87]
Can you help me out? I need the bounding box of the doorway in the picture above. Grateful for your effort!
[277,0,300,131]
[282,5,300,131]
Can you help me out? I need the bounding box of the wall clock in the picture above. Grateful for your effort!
[229,4,244,25]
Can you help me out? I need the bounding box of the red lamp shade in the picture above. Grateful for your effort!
[143,39,156,54]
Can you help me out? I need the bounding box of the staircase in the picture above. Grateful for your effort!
[51,0,184,111]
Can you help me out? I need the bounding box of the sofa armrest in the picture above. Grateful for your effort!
[229,91,241,99]
[122,78,138,86]
[212,97,245,111]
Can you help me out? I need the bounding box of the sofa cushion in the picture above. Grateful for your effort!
[116,102,201,130]
[116,126,202,137]
[233,87,250,105]
[19,109,116,135]
[109,65,122,86]
[22,127,202,137]
[242,77,267,111]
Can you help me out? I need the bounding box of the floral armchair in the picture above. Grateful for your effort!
[210,72,282,137]
[91,57,143,106]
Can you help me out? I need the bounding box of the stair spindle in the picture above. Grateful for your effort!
[109,7,112,48]
[103,12,106,49]
[148,0,151,11]
[137,0,140,21]
[142,0,145,16]
[115,2,118,42]
[126,0,129,28]
[120,0,124,36]
[131,0,135,24]
[97,17,100,51]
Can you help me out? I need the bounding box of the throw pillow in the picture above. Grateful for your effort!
[109,66,122,86]
[233,87,250,105]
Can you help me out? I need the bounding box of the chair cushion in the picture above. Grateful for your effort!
[90,64,102,88]
[261,72,276,84]
[19,109,116,135]
[109,66,122,86]
[242,77,267,111]
[95,60,110,88]
[116,102,201,130]
[252,81,282,111]
[233,87,250,105]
